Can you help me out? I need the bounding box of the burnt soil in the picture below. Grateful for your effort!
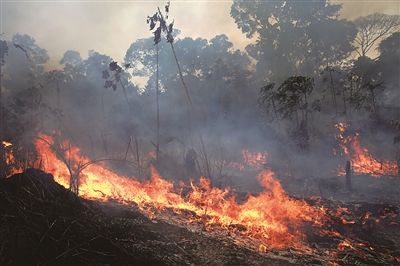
[1,168,399,266]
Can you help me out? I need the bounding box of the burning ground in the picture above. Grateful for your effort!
[1,133,400,265]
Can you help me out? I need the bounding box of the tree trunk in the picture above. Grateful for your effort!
[156,43,160,161]
[346,160,352,191]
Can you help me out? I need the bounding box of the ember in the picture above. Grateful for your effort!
[2,141,12,147]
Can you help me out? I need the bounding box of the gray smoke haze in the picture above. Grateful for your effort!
[2,0,398,68]
[339,0,399,20]
[1,0,250,70]
[1,0,399,187]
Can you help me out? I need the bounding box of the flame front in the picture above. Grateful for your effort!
[349,135,398,176]
[30,133,325,249]
[335,123,398,177]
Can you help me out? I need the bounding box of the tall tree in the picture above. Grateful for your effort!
[11,34,49,75]
[345,31,399,117]
[125,34,254,132]
[375,32,400,99]
[144,3,255,181]
[230,0,356,83]
[2,34,50,136]
[353,13,400,58]
[60,50,85,80]
[2,34,49,93]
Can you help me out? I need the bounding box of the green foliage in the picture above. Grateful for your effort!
[102,61,132,91]
[59,50,84,80]
[258,83,276,122]
[11,34,49,75]
[375,32,400,98]
[258,76,317,150]
[259,76,314,121]
[231,0,356,82]
[124,33,255,128]
[147,1,174,45]
[275,76,314,118]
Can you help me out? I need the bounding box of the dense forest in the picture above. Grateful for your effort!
[1,0,399,187]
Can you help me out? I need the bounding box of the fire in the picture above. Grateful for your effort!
[14,133,328,250]
[148,151,156,159]
[2,141,12,147]
[338,240,353,251]
[242,150,267,168]
[3,141,24,176]
[334,123,398,177]
[258,244,267,252]
[349,135,398,177]
[364,212,372,219]
[228,149,268,171]
[335,206,356,224]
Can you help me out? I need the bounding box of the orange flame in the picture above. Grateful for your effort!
[228,149,268,171]
[242,150,267,167]
[2,141,12,147]
[335,123,398,177]
[350,135,398,177]
[338,240,353,251]
[19,133,327,249]
[3,141,24,176]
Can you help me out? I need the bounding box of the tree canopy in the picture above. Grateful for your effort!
[231,0,356,83]
[353,13,400,58]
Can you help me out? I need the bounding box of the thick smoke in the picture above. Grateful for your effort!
[1,1,399,192]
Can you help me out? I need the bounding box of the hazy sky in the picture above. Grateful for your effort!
[1,0,399,70]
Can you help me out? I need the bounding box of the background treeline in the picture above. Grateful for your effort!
[1,0,399,183]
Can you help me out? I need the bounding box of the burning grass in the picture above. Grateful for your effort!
[0,168,307,266]
[1,168,399,265]
[2,132,400,265]
[334,123,399,177]
[16,133,329,250]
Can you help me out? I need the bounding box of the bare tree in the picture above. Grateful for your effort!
[353,13,400,58]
